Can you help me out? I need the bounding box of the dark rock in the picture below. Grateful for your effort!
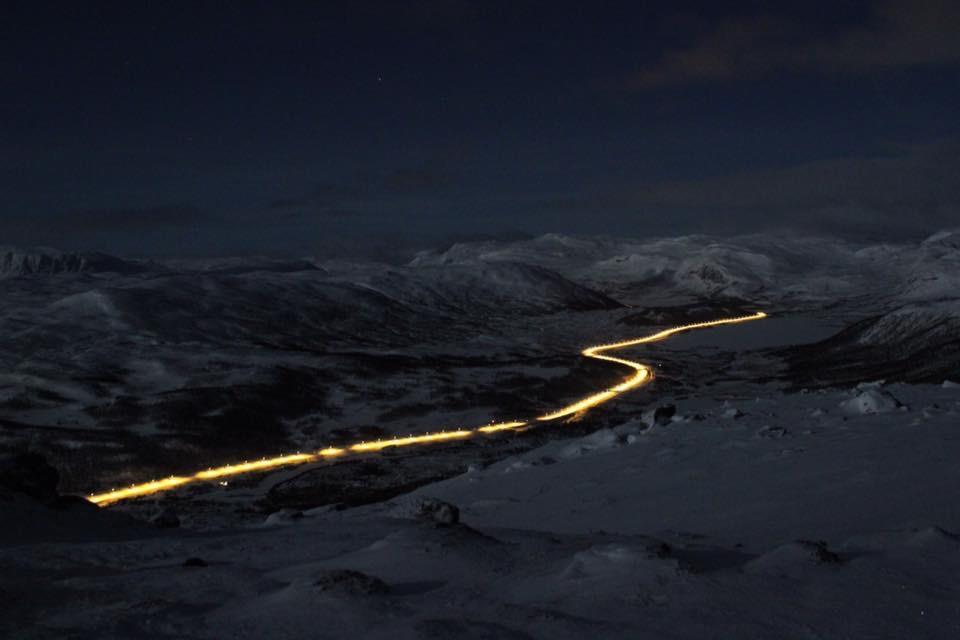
[416,498,460,526]
[183,557,208,568]
[642,404,677,427]
[312,569,389,595]
[653,404,677,425]
[799,540,844,565]
[722,407,745,419]
[756,425,789,439]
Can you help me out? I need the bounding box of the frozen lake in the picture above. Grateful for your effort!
[662,315,841,351]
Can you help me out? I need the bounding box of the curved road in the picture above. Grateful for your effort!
[89,311,767,506]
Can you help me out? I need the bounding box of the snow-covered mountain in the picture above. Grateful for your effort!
[161,256,324,276]
[17,259,619,354]
[0,251,625,487]
[1,230,958,497]
[3,232,960,639]
[0,246,146,277]
[412,229,960,307]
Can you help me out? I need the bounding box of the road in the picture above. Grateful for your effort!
[89,311,767,506]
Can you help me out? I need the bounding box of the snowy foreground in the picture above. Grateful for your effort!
[3,382,960,639]
[2,229,960,638]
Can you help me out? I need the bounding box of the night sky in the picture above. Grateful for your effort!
[4,1,959,258]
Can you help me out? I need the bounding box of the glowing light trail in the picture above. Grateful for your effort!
[350,430,473,452]
[537,311,767,421]
[194,454,317,480]
[477,421,528,434]
[88,476,192,504]
[88,311,767,506]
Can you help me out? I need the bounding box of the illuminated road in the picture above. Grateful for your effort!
[89,311,767,505]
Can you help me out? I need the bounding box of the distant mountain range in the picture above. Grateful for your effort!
[0,246,148,276]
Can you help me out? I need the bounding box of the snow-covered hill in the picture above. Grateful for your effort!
[782,298,960,384]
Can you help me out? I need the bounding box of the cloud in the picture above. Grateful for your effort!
[267,197,308,210]
[435,230,535,251]
[12,204,209,233]
[630,0,960,89]
[381,168,453,195]
[266,166,455,218]
[556,140,960,237]
[266,203,359,219]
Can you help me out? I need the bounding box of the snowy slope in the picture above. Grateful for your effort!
[780,296,960,386]
[898,229,960,301]
[3,383,959,638]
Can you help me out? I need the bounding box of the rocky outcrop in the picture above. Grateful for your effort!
[415,498,460,526]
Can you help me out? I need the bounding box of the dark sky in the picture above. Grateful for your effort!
[3,0,959,258]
